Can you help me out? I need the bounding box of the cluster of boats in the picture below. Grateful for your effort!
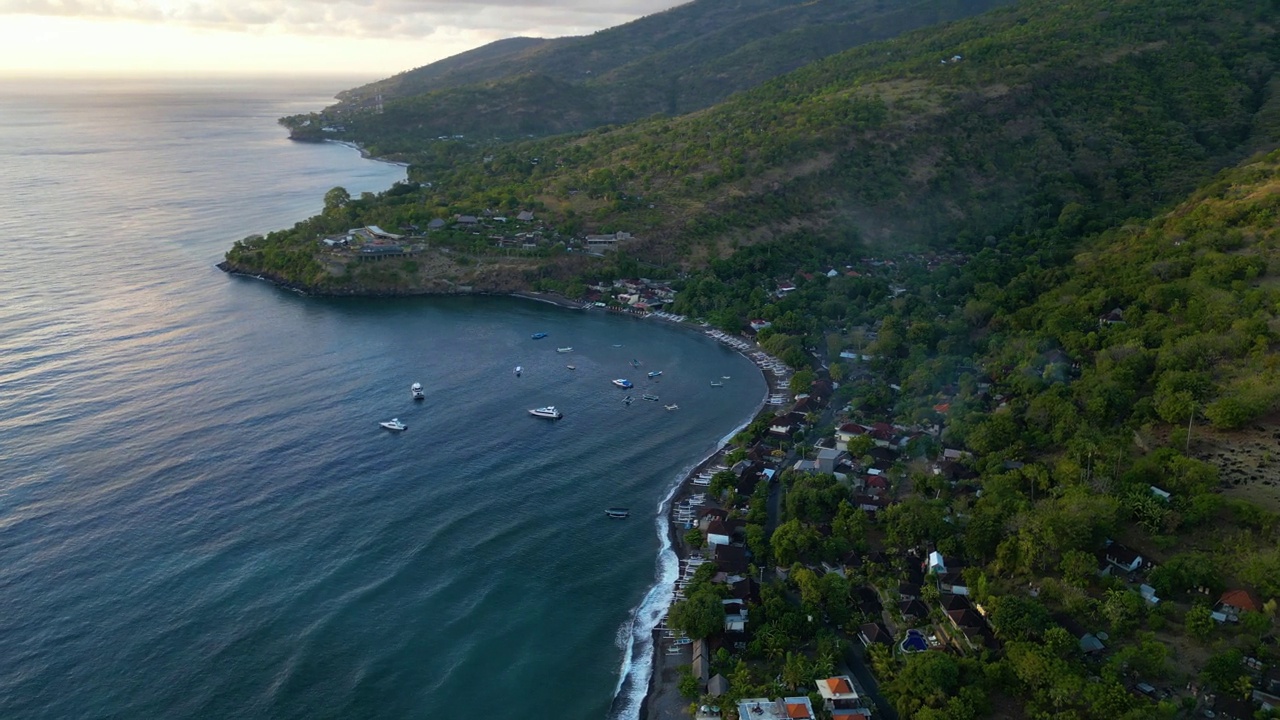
[386,334,716,430]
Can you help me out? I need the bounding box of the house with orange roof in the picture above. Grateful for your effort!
[1216,588,1262,621]
[782,697,815,719]
[736,697,815,720]
[817,675,870,717]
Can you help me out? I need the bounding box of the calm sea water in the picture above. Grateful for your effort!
[0,77,765,718]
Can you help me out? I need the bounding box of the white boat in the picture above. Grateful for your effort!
[566,365,576,370]
[528,406,563,420]
[710,380,724,387]
[647,371,662,378]
[515,366,523,377]
[557,347,573,353]
[379,418,407,431]
[605,507,630,518]
[665,404,679,411]
[613,378,634,389]
[722,375,731,379]
[411,382,425,399]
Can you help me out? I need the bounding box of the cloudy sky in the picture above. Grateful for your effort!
[0,0,682,77]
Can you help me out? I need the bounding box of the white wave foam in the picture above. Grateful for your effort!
[607,402,765,719]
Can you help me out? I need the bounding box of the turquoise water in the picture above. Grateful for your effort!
[0,77,765,718]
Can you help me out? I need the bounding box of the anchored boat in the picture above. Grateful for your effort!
[528,406,563,420]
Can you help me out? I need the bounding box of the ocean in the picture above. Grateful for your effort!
[0,77,766,718]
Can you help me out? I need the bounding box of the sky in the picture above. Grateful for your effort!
[0,0,682,78]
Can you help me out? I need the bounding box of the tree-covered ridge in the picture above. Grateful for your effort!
[653,153,1280,720]
[292,0,1013,145]
[971,150,1280,447]
[355,0,1278,259]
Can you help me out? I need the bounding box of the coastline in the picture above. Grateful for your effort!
[220,265,785,719]
[627,330,792,720]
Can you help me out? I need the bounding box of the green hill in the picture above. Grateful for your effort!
[235,0,1279,293]
[283,0,1014,144]
[399,0,1279,249]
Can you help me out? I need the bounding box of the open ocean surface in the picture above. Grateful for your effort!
[0,76,766,719]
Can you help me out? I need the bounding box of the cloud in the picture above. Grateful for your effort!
[0,0,679,39]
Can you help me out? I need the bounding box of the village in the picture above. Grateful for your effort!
[319,210,638,262]
[317,217,1279,720]
[633,263,1279,720]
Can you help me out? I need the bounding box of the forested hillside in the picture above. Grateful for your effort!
[227,1,1280,715]
[283,0,1013,144]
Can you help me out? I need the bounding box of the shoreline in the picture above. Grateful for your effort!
[628,332,792,720]
[219,264,787,719]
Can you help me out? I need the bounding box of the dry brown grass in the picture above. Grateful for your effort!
[1187,412,1280,514]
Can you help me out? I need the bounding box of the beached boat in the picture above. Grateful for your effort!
[647,371,662,378]
[411,382,425,399]
[710,380,724,387]
[612,378,634,389]
[531,332,548,339]
[642,394,660,402]
[528,406,563,420]
[605,507,630,518]
[556,347,573,353]
[664,404,679,411]
[514,366,522,377]
[379,418,407,431]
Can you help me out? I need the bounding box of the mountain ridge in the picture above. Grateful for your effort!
[286,0,1015,144]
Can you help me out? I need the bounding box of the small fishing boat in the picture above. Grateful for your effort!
[611,344,623,348]
[515,366,523,377]
[566,365,576,370]
[411,382,425,399]
[647,371,662,378]
[630,359,641,368]
[710,380,724,387]
[379,418,407,431]
[531,332,548,340]
[613,378,634,389]
[722,375,731,379]
[528,406,563,420]
[623,395,633,405]
[642,394,660,402]
[557,347,573,353]
[664,404,679,411]
[605,507,630,518]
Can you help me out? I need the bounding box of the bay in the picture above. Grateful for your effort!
[0,77,765,718]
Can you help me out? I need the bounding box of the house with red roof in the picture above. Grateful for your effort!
[1216,588,1262,621]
